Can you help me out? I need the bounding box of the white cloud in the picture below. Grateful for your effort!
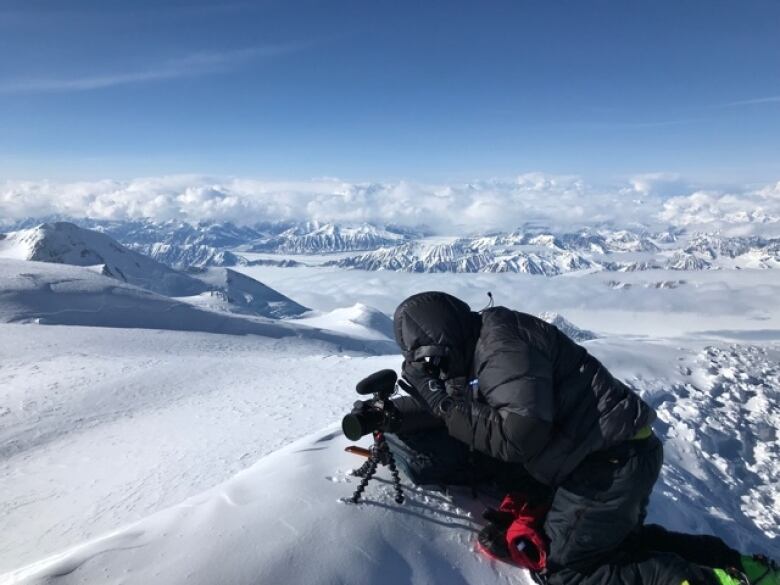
[659,181,780,231]
[1,174,778,234]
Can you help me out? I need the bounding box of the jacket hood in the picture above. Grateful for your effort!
[393,291,481,378]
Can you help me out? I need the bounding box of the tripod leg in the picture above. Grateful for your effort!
[384,450,405,504]
[351,458,373,478]
[350,456,379,504]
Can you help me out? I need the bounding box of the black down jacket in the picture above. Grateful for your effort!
[393,291,656,486]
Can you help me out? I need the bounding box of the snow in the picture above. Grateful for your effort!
[0,223,207,297]
[537,312,598,341]
[0,258,392,353]
[1,221,779,583]
[185,267,309,318]
[2,427,523,585]
[0,323,395,574]
[3,331,779,585]
[297,303,395,341]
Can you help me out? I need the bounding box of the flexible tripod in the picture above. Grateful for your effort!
[349,431,405,504]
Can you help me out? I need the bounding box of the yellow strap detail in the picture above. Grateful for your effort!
[631,425,652,440]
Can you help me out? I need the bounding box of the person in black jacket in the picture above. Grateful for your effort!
[391,291,776,585]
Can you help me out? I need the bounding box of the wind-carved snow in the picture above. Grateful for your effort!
[595,340,780,553]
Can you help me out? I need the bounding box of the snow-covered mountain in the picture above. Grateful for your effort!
[87,219,267,248]
[538,311,598,342]
[186,267,309,318]
[0,222,209,296]
[133,242,246,269]
[328,240,597,275]
[327,230,780,275]
[0,222,313,319]
[249,222,409,254]
[6,218,778,276]
[0,258,388,352]
[297,303,395,340]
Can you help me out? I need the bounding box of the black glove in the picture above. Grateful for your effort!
[400,361,449,415]
[476,508,516,561]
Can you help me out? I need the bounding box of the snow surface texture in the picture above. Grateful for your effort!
[0,324,396,574]
[4,427,523,585]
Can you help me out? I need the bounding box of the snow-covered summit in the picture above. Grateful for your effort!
[538,311,598,342]
[250,222,409,254]
[297,303,395,340]
[0,222,207,297]
[186,267,309,318]
[134,242,246,270]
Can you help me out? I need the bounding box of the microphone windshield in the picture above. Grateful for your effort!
[356,369,398,395]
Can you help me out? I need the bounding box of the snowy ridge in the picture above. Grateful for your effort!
[88,219,266,248]
[537,312,598,342]
[249,222,409,254]
[0,258,392,353]
[0,222,312,319]
[133,242,246,269]
[329,240,597,275]
[6,219,779,275]
[297,303,395,340]
[325,230,780,275]
[185,267,309,318]
[0,222,208,297]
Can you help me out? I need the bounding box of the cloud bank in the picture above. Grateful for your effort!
[1,174,778,234]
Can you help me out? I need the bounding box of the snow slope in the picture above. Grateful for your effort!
[0,322,396,573]
[0,223,207,297]
[538,311,598,341]
[0,258,393,354]
[297,303,395,340]
[185,267,309,318]
[3,427,522,585]
[1,332,777,582]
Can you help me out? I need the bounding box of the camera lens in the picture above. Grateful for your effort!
[342,413,367,441]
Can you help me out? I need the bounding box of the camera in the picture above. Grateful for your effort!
[341,369,402,441]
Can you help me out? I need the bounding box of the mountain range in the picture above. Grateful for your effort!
[3,218,779,276]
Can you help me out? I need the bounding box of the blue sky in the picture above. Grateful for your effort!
[0,0,778,182]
